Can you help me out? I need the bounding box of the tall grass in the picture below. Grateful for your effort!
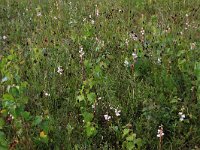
[0,0,200,149]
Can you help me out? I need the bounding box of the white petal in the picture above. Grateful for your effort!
[178,112,183,115]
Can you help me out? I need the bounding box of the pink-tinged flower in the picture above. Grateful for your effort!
[157,125,164,138]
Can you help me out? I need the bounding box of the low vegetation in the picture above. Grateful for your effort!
[0,0,200,149]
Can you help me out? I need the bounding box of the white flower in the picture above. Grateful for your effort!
[178,112,186,121]
[115,109,121,117]
[57,66,64,75]
[91,20,95,24]
[95,5,99,17]
[181,114,186,118]
[37,12,42,17]
[44,91,50,97]
[11,115,14,120]
[178,112,183,115]
[104,114,111,121]
[125,39,129,46]
[179,114,185,121]
[129,33,138,41]
[157,132,164,137]
[92,104,95,109]
[190,43,196,50]
[132,52,138,60]
[180,117,184,121]
[109,104,113,110]
[157,125,164,138]
[8,112,14,120]
[79,47,85,58]
[157,58,161,64]
[83,18,86,22]
[124,59,129,67]
[3,35,7,40]
[140,28,145,35]
[54,16,58,20]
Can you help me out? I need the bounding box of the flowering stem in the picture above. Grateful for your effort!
[159,136,162,150]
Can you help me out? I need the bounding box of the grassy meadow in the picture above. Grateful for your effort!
[0,0,200,149]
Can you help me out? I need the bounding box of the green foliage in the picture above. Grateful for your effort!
[0,0,200,149]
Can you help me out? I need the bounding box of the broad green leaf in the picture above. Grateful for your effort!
[82,112,93,122]
[9,87,19,97]
[3,94,14,101]
[122,129,130,138]
[7,54,14,60]
[126,133,136,141]
[126,142,134,150]
[85,123,97,137]
[32,116,42,126]
[135,138,143,148]
[87,92,96,103]
[77,95,84,102]
[21,111,30,121]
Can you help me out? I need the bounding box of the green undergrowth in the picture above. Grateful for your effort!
[0,0,200,149]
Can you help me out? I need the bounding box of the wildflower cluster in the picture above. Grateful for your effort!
[140,28,145,35]
[129,32,138,41]
[185,14,190,30]
[79,46,85,58]
[178,112,186,121]
[114,108,121,117]
[57,66,64,75]
[132,52,138,60]
[178,106,186,122]
[103,105,121,121]
[157,124,164,138]
[104,114,111,121]
[124,58,129,67]
[92,97,101,110]
[95,5,99,17]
